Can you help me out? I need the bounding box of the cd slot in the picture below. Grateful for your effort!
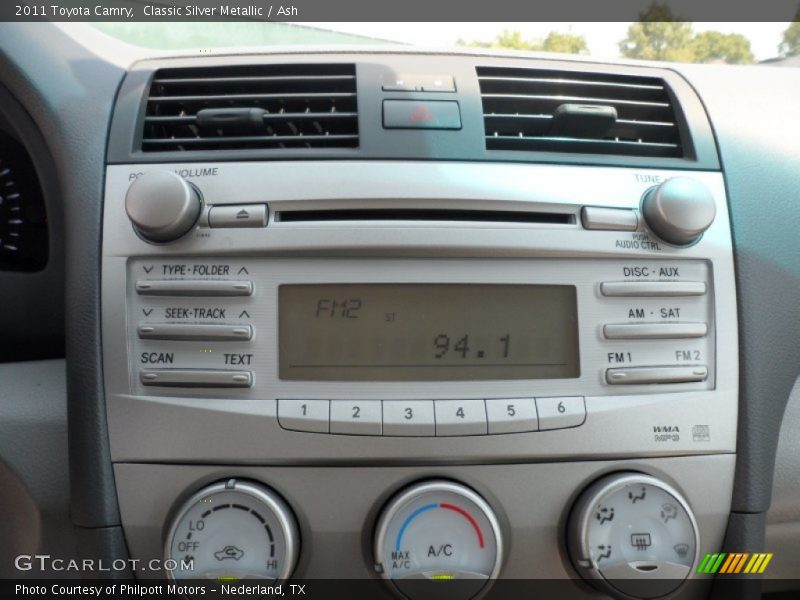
[274,208,575,225]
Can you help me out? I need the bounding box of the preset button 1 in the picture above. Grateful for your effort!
[277,400,330,433]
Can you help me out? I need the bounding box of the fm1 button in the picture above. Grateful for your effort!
[536,396,586,430]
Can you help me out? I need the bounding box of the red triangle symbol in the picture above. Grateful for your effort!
[409,105,435,122]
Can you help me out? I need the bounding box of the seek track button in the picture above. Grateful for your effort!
[138,323,252,341]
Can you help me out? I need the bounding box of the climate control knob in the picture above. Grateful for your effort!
[374,480,503,599]
[164,479,299,582]
[125,171,202,243]
[567,472,699,599]
[641,177,715,245]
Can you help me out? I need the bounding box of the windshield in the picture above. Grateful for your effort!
[93,21,799,65]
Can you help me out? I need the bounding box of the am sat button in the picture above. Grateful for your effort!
[383,100,462,130]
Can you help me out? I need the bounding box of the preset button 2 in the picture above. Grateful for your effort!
[330,400,382,435]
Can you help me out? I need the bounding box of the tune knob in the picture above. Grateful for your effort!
[125,171,202,243]
[641,177,716,246]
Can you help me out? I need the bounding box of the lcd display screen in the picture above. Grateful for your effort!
[279,284,579,381]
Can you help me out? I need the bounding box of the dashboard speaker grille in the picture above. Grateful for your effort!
[477,66,684,158]
[141,64,358,152]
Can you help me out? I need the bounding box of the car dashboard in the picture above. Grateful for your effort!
[0,22,799,600]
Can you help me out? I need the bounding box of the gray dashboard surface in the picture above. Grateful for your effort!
[0,23,126,529]
[679,63,800,514]
[0,23,797,582]
[765,376,800,585]
[0,360,76,577]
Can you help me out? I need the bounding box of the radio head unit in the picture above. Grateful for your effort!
[100,160,737,465]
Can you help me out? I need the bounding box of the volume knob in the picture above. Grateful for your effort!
[641,177,716,246]
[125,171,202,243]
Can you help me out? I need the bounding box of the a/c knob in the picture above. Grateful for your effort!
[125,171,202,243]
[641,177,716,246]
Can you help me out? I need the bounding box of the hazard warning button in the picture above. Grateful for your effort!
[382,100,462,130]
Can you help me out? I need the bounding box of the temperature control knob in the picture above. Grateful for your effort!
[567,473,699,599]
[164,479,299,582]
[125,171,202,243]
[374,480,503,599]
[641,177,715,245]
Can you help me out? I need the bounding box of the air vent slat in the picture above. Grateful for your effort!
[142,64,359,153]
[481,93,669,109]
[478,75,665,91]
[151,92,357,103]
[144,134,359,146]
[152,74,355,85]
[145,112,359,124]
[484,115,677,144]
[478,67,684,159]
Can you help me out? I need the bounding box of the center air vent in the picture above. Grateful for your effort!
[477,67,684,158]
[141,64,358,152]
